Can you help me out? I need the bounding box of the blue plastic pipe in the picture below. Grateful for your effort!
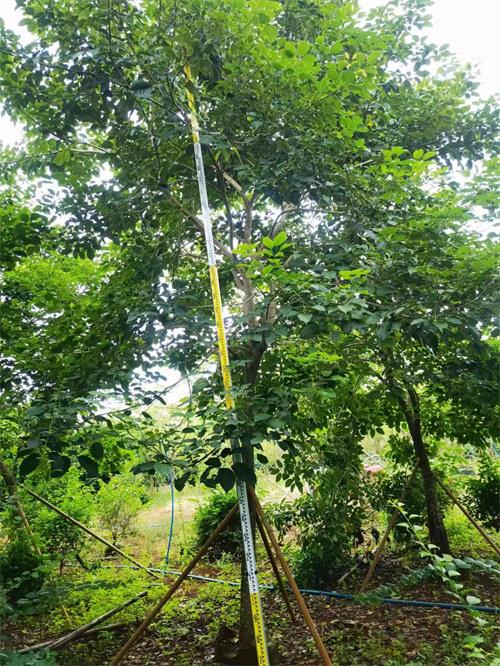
[164,476,175,566]
[112,565,499,614]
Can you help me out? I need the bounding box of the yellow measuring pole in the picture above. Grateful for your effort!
[184,63,270,665]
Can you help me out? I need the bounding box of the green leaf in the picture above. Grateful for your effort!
[465,595,481,606]
[300,322,319,339]
[130,74,152,91]
[174,471,190,491]
[154,462,173,479]
[273,231,287,246]
[78,455,98,478]
[51,454,71,477]
[217,467,235,492]
[18,452,41,479]
[53,148,71,165]
[463,635,483,646]
[90,441,104,460]
[132,461,155,474]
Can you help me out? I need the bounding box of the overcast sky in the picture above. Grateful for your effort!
[0,0,499,146]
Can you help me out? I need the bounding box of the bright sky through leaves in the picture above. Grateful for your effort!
[0,0,499,146]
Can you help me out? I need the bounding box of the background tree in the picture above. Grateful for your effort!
[273,176,499,553]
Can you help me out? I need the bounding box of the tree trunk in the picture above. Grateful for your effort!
[237,447,257,653]
[236,341,266,659]
[401,388,451,554]
[229,192,274,659]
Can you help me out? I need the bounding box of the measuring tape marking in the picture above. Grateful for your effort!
[184,62,270,666]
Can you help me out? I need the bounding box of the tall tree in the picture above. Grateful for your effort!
[1,0,498,656]
[273,172,499,553]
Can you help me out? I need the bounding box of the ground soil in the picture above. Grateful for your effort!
[4,557,498,666]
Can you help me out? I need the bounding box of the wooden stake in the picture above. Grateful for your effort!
[20,591,148,653]
[248,488,332,666]
[432,473,500,558]
[19,621,132,653]
[359,463,419,593]
[0,461,41,556]
[21,486,161,579]
[0,461,71,623]
[255,512,297,624]
[109,502,239,666]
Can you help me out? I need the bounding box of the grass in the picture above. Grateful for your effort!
[445,505,499,559]
[127,446,292,567]
[4,443,499,665]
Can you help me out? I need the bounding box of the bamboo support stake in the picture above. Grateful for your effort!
[359,463,420,593]
[0,461,41,556]
[20,621,133,653]
[21,486,161,579]
[255,513,297,624]
[248,488,332,666]
[432,473,500,558]
[0,462,71,622]
[109,503,239,666]
[20,591,148,653]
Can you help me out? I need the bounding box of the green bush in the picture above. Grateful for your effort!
[445,506,492,557]
[465,453,499,531]
[271,465,363,587]
[372,464,450,543]
[0,538,46,604]
[95,473,150,546]
[193,491,241,560]
[272,495,355,587]
[374,467,427,541]
[30,468,95,570]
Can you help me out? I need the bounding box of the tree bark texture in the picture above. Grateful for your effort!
[402,388,451,554]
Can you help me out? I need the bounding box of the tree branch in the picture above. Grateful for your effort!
[165,191,246,290]
[166,193,232,259]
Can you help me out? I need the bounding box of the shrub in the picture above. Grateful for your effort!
[465,453,499,531]
[373,466,427,541]
[193,492,241,560]
[372,464,450,543]
[0,538,46,604]
[95,473,150,546]
[271,465,364,587]
[30,468,95,570]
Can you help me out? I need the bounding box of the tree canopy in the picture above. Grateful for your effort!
[0,0,498,564]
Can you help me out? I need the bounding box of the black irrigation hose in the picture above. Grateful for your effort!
[104,564,500,615]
